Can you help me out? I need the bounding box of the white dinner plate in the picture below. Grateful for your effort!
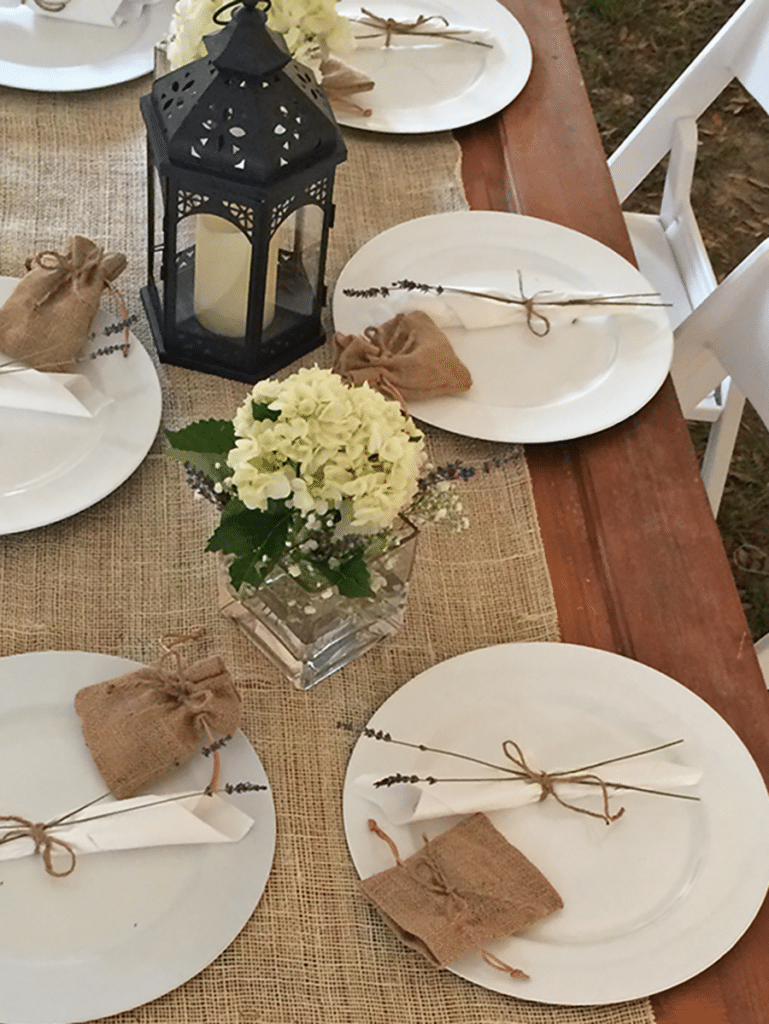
[343,642,769,1005]
[334,0,531,133]
[0,276,162,535]
[332,211,674,442]
[0,0,174,91]
[0,650,276,1024]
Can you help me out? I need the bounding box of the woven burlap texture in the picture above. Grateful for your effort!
[0,81,654,1024]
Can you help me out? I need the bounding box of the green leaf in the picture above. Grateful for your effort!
[206,506,290,591]
[315,549,374,598]
[166,419,236,484]
[252,401,280,422]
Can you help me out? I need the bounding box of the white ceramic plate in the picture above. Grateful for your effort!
[343,642,769,1005]
[333,211,674,442]
[0,276,162,535]
[334,0,531,133]
[0,651,276,1024]
[0,0,174,91]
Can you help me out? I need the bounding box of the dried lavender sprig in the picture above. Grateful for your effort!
[342,278,670,308]
[0,339,131,376]
[363,729,691,789]
[202,734,232,757]
[185,465,231,508]
[372,771,699,801]
[0,783,268,837]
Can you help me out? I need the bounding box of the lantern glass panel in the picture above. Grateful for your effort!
[273,202,324,320]
[148,165,165,287]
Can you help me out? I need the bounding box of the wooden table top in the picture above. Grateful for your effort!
[457,2,769,1022]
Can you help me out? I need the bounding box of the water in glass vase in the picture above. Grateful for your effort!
[218,523,418,690]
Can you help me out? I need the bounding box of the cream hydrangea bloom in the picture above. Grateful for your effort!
[227,367,425,530]
[166,0,353,73]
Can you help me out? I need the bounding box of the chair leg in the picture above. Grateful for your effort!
[700,384,746,517]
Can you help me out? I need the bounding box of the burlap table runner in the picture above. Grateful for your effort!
[0,80,655,1024]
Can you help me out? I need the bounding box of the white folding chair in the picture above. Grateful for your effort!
[608,0,769,516]
[672,236,769,676]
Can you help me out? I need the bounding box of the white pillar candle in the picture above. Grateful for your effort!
[193,214,278,337]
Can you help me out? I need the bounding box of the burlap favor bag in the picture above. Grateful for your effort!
[74,634,242,799]
[0,235,127,371]
[360,813,562,972]
[333,310,472,405]
[320,56,375,117]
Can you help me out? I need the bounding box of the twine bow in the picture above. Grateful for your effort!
[502,741,624,824]
[343,276,670,338]
[0,815,76,876]
[367,818,530,980]
[354,8,492,48]
[156,628,221,792]
[21,0,69,11]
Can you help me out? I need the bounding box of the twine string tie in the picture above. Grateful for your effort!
[356,8,490,48]
[0,815,76,877]
[21,0,69,12]
[156,628,220,792]
[27,246,105,309]
[366,818,529,980]
[502,740,625,824]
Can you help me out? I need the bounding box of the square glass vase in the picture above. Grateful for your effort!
[217,521,418,691]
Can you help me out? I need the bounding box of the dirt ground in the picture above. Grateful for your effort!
[562,0,769,639]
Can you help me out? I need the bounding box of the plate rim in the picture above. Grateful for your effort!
[332,210,674,443]
[342,641,769,1004]
[334,0,532,133]
[0,1,174,91]
[0,649,276,1024]
[0,275,162,535]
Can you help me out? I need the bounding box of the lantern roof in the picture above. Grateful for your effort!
[143,0,346,185]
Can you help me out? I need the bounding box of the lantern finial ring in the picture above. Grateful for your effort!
[213,0,270,25]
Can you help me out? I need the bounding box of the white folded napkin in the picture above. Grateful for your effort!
[29,0,161,28]
[400,289,623,333]
[0,792,253,864]
[0,361,111,418]
[351,17,492,49]
[353,759,702,826]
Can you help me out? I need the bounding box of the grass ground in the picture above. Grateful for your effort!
[562,0,769,640]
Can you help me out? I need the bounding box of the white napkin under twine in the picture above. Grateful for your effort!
[19,0,162,27]
[399,289,651,336]
[354,751,702,826]
[0,792,254,877]
[0,360,111,418]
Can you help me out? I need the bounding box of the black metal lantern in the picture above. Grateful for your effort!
[140,0,347,381]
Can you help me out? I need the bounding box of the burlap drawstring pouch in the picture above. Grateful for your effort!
[320,56,375,117]
[332,310,473,407]
[0,235,127,372]
[74,631,242,799]
[360,813,563,978]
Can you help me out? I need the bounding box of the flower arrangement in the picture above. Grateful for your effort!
[167,367,466,600]
[165,0,354,73]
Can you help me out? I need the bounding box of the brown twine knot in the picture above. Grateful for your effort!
[366,818,529,980]
[0,815,76,877]
[356,8,491,48]
[156,628,221,792]
[502,741,625,824]
[26,245,106,309]
[21,0,69,11]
